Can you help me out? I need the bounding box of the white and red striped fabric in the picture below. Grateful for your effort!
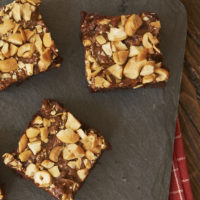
[169,120,194,200]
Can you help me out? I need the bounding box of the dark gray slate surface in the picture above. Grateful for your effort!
[0,0,187,199]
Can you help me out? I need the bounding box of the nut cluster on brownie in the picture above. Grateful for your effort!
[3,99,108,200]
[81,12,169,91]
[0,0,61,91]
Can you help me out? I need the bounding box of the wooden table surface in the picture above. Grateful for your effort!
[179,0,200,199]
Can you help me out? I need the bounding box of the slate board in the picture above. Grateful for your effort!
[0,0,187,199]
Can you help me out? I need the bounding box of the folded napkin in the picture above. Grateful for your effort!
[169,120,194,200]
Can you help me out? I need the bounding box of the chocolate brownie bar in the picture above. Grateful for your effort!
[0,0,61,91]
[81,11,169,92]
[3,99,109,200]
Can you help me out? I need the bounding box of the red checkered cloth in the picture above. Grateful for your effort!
[169,120,194,200]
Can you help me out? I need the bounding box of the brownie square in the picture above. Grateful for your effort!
[3,99,109,200]
[81,11,169,92]
[0,0,62,91]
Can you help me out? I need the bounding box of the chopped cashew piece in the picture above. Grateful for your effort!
[96,35,106,45]
[56,129,80,144]
[26,163,39,177]
[49,146,62,162]
[43,33,54,48]
[155,68,169,82]
[125,14,143,36]
[113,51,129,65]
[123,58,147,79]
[83,39,92,47]
[18,134,28,153]
[142,74,156,84]
[129,46,144,57]
[77,169,88,181]
[28,141,42,155]
[108,28,127,41]
[142,32,159,49]
[102,42,112,57]
[112,41,128,51]
[0,58,18,72]
[34,171,52,187]
[65,113,81,131]
[0,19,15,35]
[94,76,111,88]
[140,65,154,76]
[107,64,123,79]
